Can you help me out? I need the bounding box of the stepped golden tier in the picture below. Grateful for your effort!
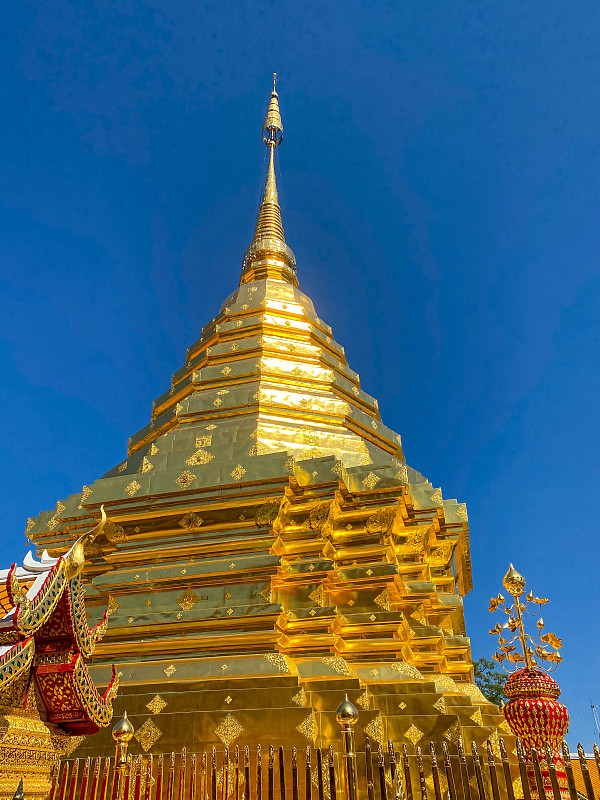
[25,77,510,760]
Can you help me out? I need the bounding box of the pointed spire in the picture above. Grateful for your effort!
[241,74,297,286]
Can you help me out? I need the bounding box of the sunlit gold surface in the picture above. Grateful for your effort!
[24,78,511,760]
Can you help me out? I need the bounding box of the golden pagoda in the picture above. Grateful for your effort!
[24,76,509,760]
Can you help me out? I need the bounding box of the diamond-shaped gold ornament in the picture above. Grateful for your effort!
[292,689,306,707]
[125,480,141,497]
[175,470,195,489]
[296,711,318,744]
[164,665,176,677]
[213,714,244,747]
[176,588,199,611]
[321,656,351,676]
[178,512,203,530]
[135,719,163,752]
[146,695,167,714]
[364,715,384,743]
[433,697,447,714]
[404,724,424,745]
[362,472,380,490]
[231,465,246,481]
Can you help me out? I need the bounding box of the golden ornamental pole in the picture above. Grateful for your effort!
[336,695,359,800]
[112,711,134,800]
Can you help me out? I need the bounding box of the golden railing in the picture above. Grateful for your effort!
[48,702,600,800]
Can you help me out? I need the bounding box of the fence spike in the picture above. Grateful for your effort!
[402,745,413,800]
[365,737,375,800]
[244,747,250,800]
[543,743,560,800]
[457,740,471,800]
[377,744,387,800]
[486,741,501,800]
[316,747,324,800]
[416,747,427,800]
[292,748,298,800]
[305,747,311,800]
[279,747,286,800]
[561,742,578,800]
[268,745,274,800]
[89,758,102,800]
[516,740,532,800]
[497,740,515,800]
[577,743,595,800]
[429,744,442,800]
[328,746,336,800]
[441,743,457,800]
[98,757,111,800]
[471,741,487,800]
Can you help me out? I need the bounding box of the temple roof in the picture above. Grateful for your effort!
[24,81,471,575]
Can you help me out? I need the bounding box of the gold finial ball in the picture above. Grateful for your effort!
[336,694,359,726]
[503,564,526,597]
[112,710,134,743]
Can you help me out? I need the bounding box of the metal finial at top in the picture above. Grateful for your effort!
[262,73,283,146]
[489,565,562,673]
[241,75,296,285]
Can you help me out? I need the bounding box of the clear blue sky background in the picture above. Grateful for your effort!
[1,0,598,745]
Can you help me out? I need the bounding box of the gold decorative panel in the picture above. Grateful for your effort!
[176,588,199,611]
[213,714,244,747]
[135,718,163,752]
[146,695,168,714]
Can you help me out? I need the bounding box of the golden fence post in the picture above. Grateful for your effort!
[112,711,135,800]
[336,695,359,800]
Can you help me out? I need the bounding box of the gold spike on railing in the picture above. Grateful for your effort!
[257,744,263,800]
[377,744,386,800]
[268,745,274,800]
[305,747,311,800]
[456,739,471,800]
[328,746,336,800]
[544,743,560,800]
[486,740,500,800]
[561,743,578,800]
[516,740,532,800]
[364,738,375,800]
[316,748,324,800]
[80,757,91,800]
[291,748,298,800]
[498,740,515,800]
[402,744,414,800]
[279,747,287,800]
[441,743,457,800]
[211,748,217,800]
[201,753,207,800]
[594,743,600,783]
[190,754,197,800]
[67,758,79,800]
[415,746,427,800]
[577,743,595,800]
[57,760,69,800]
[156,755,165,800]
[429,744,442,800]
[530,748,546,800]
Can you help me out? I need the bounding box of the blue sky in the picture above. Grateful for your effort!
[1,1,599,745]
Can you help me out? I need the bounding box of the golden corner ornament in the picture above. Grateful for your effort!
[0,509,118,799]
[489,565,570,800]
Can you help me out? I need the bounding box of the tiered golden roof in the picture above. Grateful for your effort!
[23,78,510,759]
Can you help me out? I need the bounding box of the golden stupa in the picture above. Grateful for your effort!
[25,76,509,759]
